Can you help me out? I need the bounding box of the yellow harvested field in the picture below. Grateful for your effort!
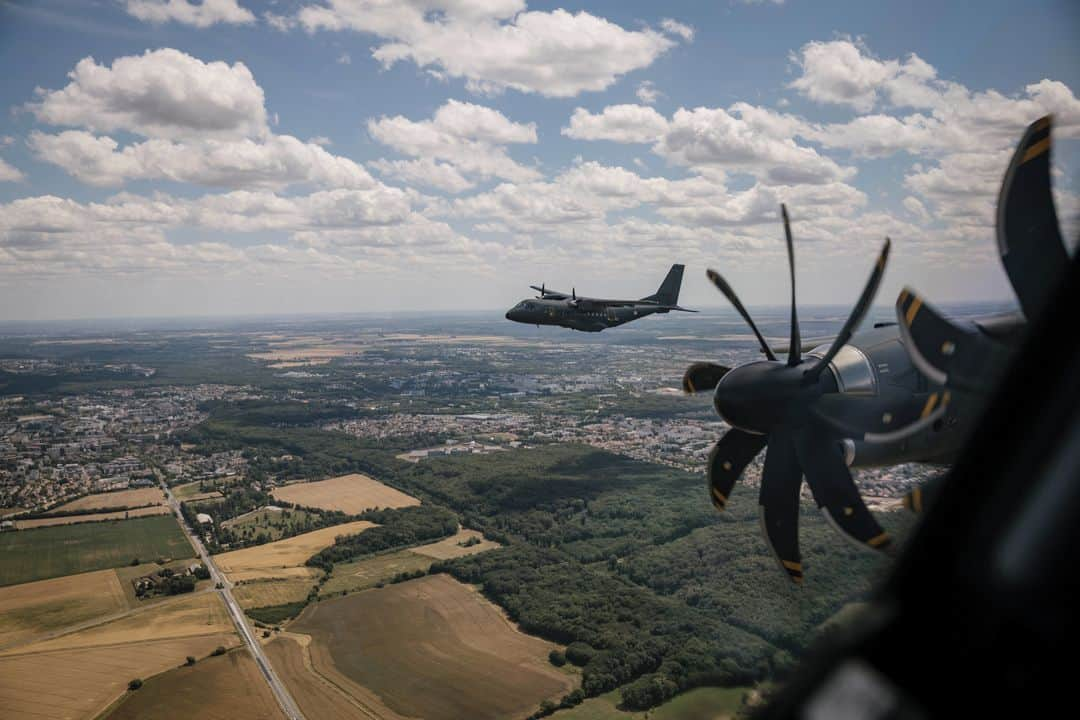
[214,521,375,580]
[247,343,366,363]
[233,580,315,610]
[272,474,419,514]
[3,591,234,656]
[15,505,170,529]
[0,634,238,720]
[46,487,164,514]
[412,528,501,560]
[0,568,128,650]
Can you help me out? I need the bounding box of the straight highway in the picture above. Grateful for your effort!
[160,479,305,720]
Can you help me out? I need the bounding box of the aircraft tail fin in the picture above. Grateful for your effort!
[642,264,685,306]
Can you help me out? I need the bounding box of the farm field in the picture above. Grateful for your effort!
[290,574,576,720]
[15,505,170,529]
[266,634,383,720]
[214,520,374,581]
[271,473,419,514]
[1,591,234,655]
[0,568,128,649]
[105,648,285,720]
[320,529,498,597]
[0,634,237,720]
[46,487,164,513]
[0,515,194,587]
[232,579,314,610]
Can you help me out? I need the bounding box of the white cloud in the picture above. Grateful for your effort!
[903,196,931,224]
[29,130,376,190]
[660,18,694,42]
[563,105,669,144]
[337,52,351,65]
[369,157,475,194]
[0,157,23,182]
[30,49,268,140]
[368,99,539,183]
[124,0,256,27]
[636,81,660,105]
[290,2,679,97]
[788,39,924,112]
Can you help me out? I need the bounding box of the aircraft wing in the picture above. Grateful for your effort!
[528,285,570,300]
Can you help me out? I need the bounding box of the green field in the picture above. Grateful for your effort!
[553,686,755,720]
[319,548,434,597]
[0,515,195,587]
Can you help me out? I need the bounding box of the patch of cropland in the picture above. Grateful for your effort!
[214,520,376,580]
[0,568,128,649]
[272,472,420,514]
[288,574,575,720]
[105,648,285,720]
[396,444,902,712]
[0,592,239,720]
[14,505,171,529]
[0,514,194,586]
[43,486,164,514]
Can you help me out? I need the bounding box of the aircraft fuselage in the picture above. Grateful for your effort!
[505,298,670,332]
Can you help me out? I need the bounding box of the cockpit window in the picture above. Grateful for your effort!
[809,344,877,395]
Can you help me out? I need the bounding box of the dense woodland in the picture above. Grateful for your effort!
[306,504,459,572]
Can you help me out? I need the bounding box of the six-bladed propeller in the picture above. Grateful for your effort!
[686,205,894,584]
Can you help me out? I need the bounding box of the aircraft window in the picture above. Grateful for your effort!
[808,344,877,395]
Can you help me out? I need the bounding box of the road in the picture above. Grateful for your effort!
[160,480,305,720]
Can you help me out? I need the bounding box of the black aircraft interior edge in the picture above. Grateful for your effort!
[681,115,1069,584]
[505,263,695,332]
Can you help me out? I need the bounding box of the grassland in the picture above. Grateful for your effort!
[105,648,285,720]
[221,507,318,542]
[171,480,224,502]
[214,520,374,581]
[319,528,498,597]
[0,515,194,587]
[551,686,755,720]
[45,487,164,514]
[290,574,576,720]
[271,473,419,514]
[15,505,170,529]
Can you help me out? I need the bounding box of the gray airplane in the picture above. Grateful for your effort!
[505,264,695,332]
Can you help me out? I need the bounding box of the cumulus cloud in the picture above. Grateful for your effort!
[287,1,680,97]
[28,50,393,192]
[31,49,268,140]
[369,157,475,194]
[124,0,255,27]
[563,105,669,144]
[29,130,377,190]
[368,99,539,183]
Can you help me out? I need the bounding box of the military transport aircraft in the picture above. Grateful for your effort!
[505,264,695,332]
[682,116,1068,584]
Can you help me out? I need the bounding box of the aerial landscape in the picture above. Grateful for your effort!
[0,0,1076,718]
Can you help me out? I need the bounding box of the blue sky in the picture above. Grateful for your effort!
[0,0,1077,320]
